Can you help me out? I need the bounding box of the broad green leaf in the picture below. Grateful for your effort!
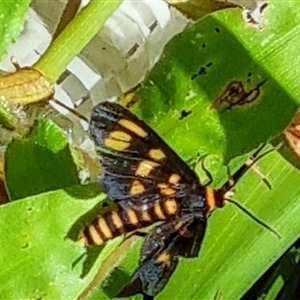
[127,2,299,184]
[0,1,31,61]
[243,244,300,300]
[0,68,55,129]
[2,144,300,300]
[5,119,79,200]
[0,185,119,299]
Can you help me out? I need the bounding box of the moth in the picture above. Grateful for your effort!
[81,101,275,299]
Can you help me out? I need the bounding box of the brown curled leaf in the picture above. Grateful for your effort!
[166,0,238,20]
[166,0,268,25]
[0,67,54,107]
[0,67,54,130]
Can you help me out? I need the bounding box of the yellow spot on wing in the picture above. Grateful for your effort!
[130,180,145,195]
[87,226,104,246]
[164,198,178,216]
[135,160,160,177]
[104,138,130,151]
[118,118,148,137]
[127,209,139,225]
[157,183,176,196]
[110,130,132,141]
[156,252,172,266]
[163,188,176,196]
[148,148,166,161]
[168,173,181,184]
[158,183,168,189]
[174,220,184,231]
[98,218,113,239]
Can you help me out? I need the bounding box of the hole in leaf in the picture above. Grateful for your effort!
[179,110,192,120]
[102,201,109,208]
[198,67,207,75]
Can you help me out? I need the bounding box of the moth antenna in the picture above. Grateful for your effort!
[224,197,281,239]
[52,99,89,123]
[193,154,213,186]
[225,143,281,193]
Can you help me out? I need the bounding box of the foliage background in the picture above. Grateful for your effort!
[0,1,300,300]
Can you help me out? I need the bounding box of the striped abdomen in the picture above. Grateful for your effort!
[81,198,180,246]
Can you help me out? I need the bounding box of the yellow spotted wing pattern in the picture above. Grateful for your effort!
[89,101,206,212]
[86,101,211,299]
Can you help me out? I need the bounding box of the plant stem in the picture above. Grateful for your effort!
[34,0,122,82]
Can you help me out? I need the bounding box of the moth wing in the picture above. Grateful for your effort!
[117,240,178,299]
[118,217,206,298]
[89,102,201,209]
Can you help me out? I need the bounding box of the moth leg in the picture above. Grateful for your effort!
[200,156,213,186]
[187,153,213,186]
[121,230,148,244]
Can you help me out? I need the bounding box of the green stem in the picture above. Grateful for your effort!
[34,0,122,82]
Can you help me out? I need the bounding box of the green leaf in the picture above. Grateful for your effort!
[0,1,32,129]
[0,100,17,129]
[5,119,79,200]
[129,2,299,184]
[0,1,31,61]
[0,185,117,299]
[243,243,300,300]
[3,2,300,300]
